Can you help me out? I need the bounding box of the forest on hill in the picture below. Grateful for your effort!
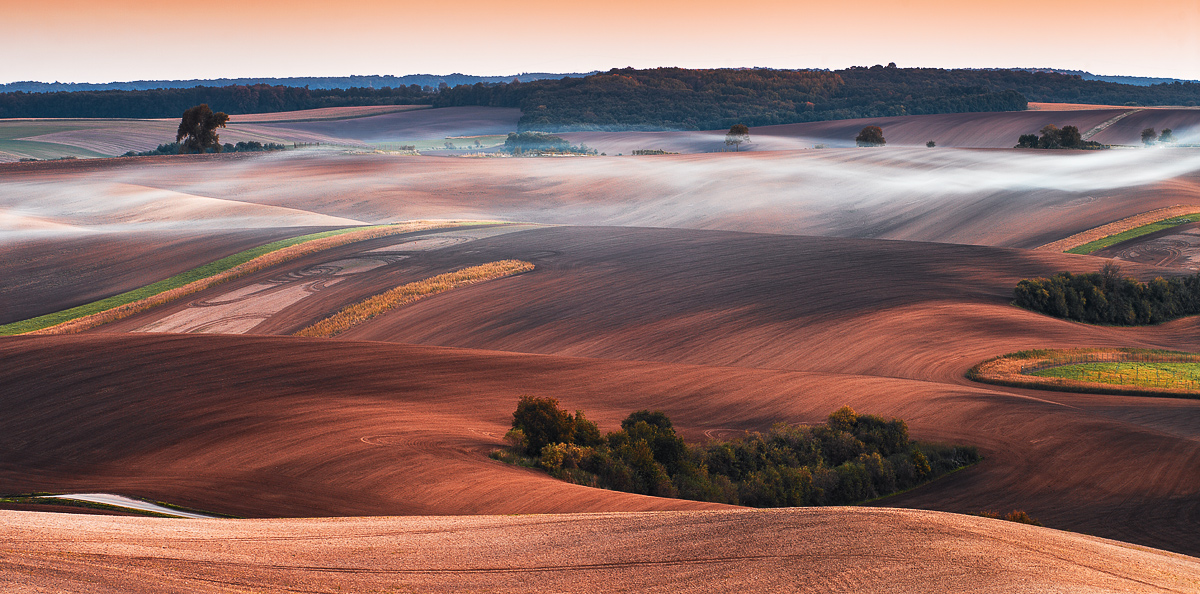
[3,66,1198,130]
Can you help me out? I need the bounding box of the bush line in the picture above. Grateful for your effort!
[497,397,980,508]
[4,220,494,336]
[295,260,535,338]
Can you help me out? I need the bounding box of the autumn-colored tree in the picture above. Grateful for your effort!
[725,123,750,151]
[176,104,229,154]
[855,126,886,147]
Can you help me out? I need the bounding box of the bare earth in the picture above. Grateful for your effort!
[3,108,1200,591]
[4,507,1198,594]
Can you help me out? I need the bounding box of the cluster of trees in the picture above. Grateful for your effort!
[1142,127,1178,145]
[123,140,287,157]
[1016,124,1105,149]
[1013,263,1200,325]
[499,396,979,507]
[502,132,595,155]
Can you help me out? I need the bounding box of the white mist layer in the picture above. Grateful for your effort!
[3,147,1199,248]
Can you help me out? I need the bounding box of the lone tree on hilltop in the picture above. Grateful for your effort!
[725,124,750,151]
[855,126,885,147]
[1159,128,1177,143]
[1142,127,1158,145]
[176,104,229,154]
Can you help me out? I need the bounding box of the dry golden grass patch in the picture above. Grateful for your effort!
[27,221,491,336]
[968,348,1200,398]
[295,260,535,338]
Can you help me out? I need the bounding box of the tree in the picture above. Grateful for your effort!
[1038,124,1062,148]
[1059,125,1082,148]
[926,140,936,148]
[511,396,576,456]
[855,126,885,147]
[1159,128,1177,143]
[176,104,229,154]
[1016,133,1039,148]
[1142,127,1158,145]
[725,123,750,151]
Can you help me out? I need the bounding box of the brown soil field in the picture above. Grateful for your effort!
[6,226,1198,556]
[248,106,522,143]
[1035,204,1200,252]
[0,228,342,324]
[4,507,1198,593]
[6,122,1200,589]
[1093,221,1200,268]
[229,104,431,123]
[561,108,1200,152]
[1091,108,1200,145]
[4,149,1199,250]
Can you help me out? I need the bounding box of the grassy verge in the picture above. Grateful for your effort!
[968,348,1200,398]
[1066,214,1200,254]
[0,220,497,336]
[295,260,535,337]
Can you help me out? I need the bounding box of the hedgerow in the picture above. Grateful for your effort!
[496,399,979,507]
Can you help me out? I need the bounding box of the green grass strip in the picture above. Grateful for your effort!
[1031,361,1200,390]
[0,226,376,336]
[1066,214,1200,254]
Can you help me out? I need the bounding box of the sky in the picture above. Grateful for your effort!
[3,0,1199,83]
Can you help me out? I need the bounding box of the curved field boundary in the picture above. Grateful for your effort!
[2,221,499,336]
[295,260,535,338]
[967,348,1200,398]
[1034,205,1200,253]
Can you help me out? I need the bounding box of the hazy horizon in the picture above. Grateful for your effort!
[6,0,1197,84]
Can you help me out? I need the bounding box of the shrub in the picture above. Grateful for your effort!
[979,509,1043,527]
[512,396,577,456]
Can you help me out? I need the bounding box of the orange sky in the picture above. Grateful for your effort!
[3,0,1198,83]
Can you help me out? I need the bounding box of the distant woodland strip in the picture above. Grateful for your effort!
[1035,205,1200,253]
[295,260,534,338]
[4,221,488,336]
[7,68,1199,128]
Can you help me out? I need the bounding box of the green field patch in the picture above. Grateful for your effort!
[1031,361,1200,391]
[969,347,1200,398]
[0,226,371,336]
[1066,214,1200,254]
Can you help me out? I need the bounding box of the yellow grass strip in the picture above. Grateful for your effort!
[1034,205,1200,253]
[296,260,535,338]
[27,220,494,336]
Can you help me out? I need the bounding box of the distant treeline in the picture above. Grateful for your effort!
[0,72,592,94]
[6,67,1200,129]
[0,84,432,119]
[1014,264,1200,325]
[497,397,979,507]
[122,140,287,157]
[502,132,595,155]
